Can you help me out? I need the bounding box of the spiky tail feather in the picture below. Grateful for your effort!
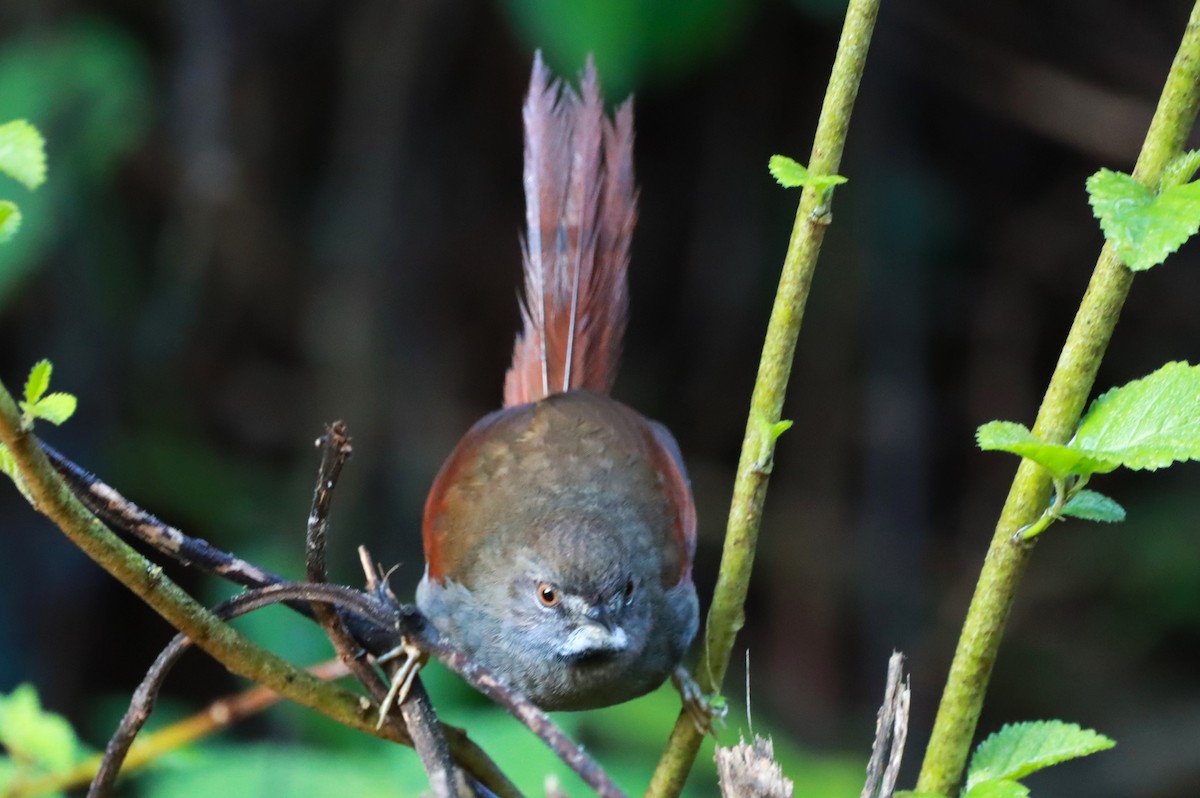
[503,52,637,407]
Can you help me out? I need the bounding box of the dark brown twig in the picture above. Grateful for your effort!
[303,424,401,713]
[90,582,384,797]
[304,423,465,798]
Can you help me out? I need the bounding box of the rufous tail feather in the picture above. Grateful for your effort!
[503,52,637,407]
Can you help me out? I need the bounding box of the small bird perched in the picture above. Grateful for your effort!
[416,53,699,711]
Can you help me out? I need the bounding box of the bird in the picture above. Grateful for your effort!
[415,52,699,712]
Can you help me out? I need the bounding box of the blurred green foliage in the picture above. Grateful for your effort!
[500,0,752,93]
[0,17,151,306]
[0,683,88,798]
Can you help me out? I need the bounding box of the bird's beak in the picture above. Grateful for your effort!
[559,603,628,658]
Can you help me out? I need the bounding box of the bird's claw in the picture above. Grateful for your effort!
[374,640,427,729]
[672,666,727,737]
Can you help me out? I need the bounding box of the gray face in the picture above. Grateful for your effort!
[416,517,697,710]
[502,539,651,658]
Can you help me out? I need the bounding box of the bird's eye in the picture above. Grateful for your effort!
[623,579,636,602]
[537,582,560,607]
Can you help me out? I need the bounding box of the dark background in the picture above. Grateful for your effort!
[2,0,1199,795]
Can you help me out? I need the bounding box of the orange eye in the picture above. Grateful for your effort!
[537,582,560,607]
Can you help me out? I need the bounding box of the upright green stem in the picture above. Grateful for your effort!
[646,1,880,794]
[916,4,1200,793]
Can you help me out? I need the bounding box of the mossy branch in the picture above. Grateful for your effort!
[0,376,516,798]
[645,0,881,793]
[915,3,1200,794]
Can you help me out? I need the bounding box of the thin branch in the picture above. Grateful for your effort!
[0,386,380,732]
[647,0,881,793]
[0,385,520,797]
[90,583,395,796]
[303,424,402,718]
[915,3,1200,793]
[304,423,464,798]
[41,440,287,591]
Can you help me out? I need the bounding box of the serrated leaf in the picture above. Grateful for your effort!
[0,684,82,773]
[1074,361,1200,470]
[0,199,20,243]
[975,421,1118,479]
[1060,489,1126,523]
[0,120,47,190]
[769,155,808,187]
[965,720,1115,792]
[23,359,51,405]
[29,393,77,425]
[1087,168,1200,271]
[768,154,847,190]
[1162,149,1200,188]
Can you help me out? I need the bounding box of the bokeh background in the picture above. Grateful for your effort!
[2,0,1200,795]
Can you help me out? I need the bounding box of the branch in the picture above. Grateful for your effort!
[915,3,1200,793]
[647,0,881,793]
[304,423,465,798]
[90,584,376,796]
[0,378,519,798]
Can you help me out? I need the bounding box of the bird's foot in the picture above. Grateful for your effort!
[374,640,428,729]
[672,666,727,737]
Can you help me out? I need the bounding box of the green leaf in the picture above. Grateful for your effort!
[1162,149,1200,188]
[0,199,19,243]
[29,392,77,425]
[0,684,82,773]
[894,792,948,798]
[768,154,847,190]
[1060,489,1126,523]
[965,720,1115,792]
[975,421,1118,480]
[23,358,51,404]
[1074,361,1200,470]
[0,119,47,190]
[768,419,793,442]
[1087,168,1200,271]
[963,780,1030,798]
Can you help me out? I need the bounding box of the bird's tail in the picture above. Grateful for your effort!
[503,52,637,407]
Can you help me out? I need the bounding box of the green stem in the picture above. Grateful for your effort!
[0,377,518,798]
[915,4,1200,793]
[645,0,880,794]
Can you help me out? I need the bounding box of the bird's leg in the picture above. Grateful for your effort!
[672,666,727,737]
[374,641,428,730]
